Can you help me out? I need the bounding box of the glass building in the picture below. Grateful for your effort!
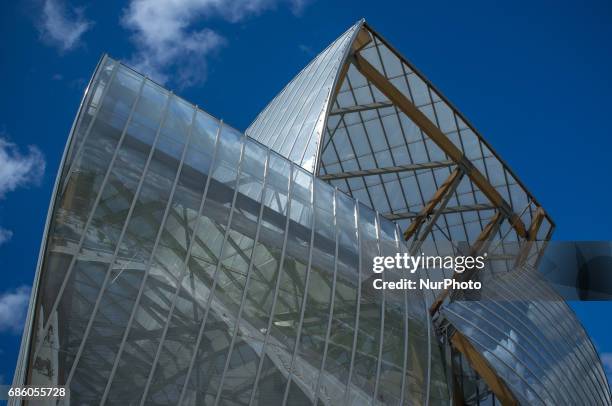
[12,19,611,405]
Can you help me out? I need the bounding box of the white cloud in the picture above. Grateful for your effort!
[122,0,311,88]
[0,286,31,334]
[0,137,46,245]
[0,228,13,246]
[38,0,93,52]
[0,138,46,199]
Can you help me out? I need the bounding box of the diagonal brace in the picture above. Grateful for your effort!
[404,167,463,242]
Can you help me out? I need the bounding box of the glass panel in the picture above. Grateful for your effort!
[174,129,245,404]
[35,70,150,392]
[104,96,193,404]
[349,204,380,401]
[318,191,358,404]
[376,220,404,405]
[64,58,117,170]
[213,143,268,405]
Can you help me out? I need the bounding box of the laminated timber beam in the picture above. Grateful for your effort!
[352,25,373,52]
[319,160,455,180]
[351,52,528,239]
[333,57,351,96]
[331,25,373,99]
[403,167,463,241]
[429,211,504,316]
[526,206,546,241]
[515,206,547,267]
[451,331,519,406]
[471,211,505,254]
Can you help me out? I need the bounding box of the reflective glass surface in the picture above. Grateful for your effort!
[16,56,443,406]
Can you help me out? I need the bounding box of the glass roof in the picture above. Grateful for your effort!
[247,20,555,255]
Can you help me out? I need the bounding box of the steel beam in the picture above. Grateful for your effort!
[329,102,394,116]
[319,160,454,180]
[313,189,339,404]
[384,203,494,221]
[248,165,296,406]
[343,199,362,405]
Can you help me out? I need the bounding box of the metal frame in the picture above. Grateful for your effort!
[21,18,612,405]
[384,204,494,220]
[280,171,317,405]
[329,101,394,116]
[351,52,528,239]
[64,76,149,387]
[247,164,296,405]
[313,188,340,404]
[310,28,565,403]
[396,223,409,406]
[10,55,110,394]
[312,19,366,175]
[319,160,455,181]
[99,91,191,405]
[212,149,271,404]
[137,105,203,405]
[30,62,132,366]
[343,199,362,405]
[372,212,386,404]
[60,61,120,197]
[286,32,356,165]
[172,128,251,405]
[360,21,554,231]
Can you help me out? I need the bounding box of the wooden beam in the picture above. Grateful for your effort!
[352,52,528,239]
[472,211,504,254]
[527,206,546,241]
[333,59,351,97]
[352,26,372,52]
[331,26,373,97]
[515,206,546,267]
[403,168,462,241]
[429,211,503,315]
[451,331,518,406]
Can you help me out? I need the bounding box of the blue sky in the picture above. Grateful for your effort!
[1,0,611,388]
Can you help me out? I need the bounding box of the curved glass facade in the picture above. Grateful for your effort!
[443,271,611,405]
[12,19,611,406]
[13,57,448,405]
